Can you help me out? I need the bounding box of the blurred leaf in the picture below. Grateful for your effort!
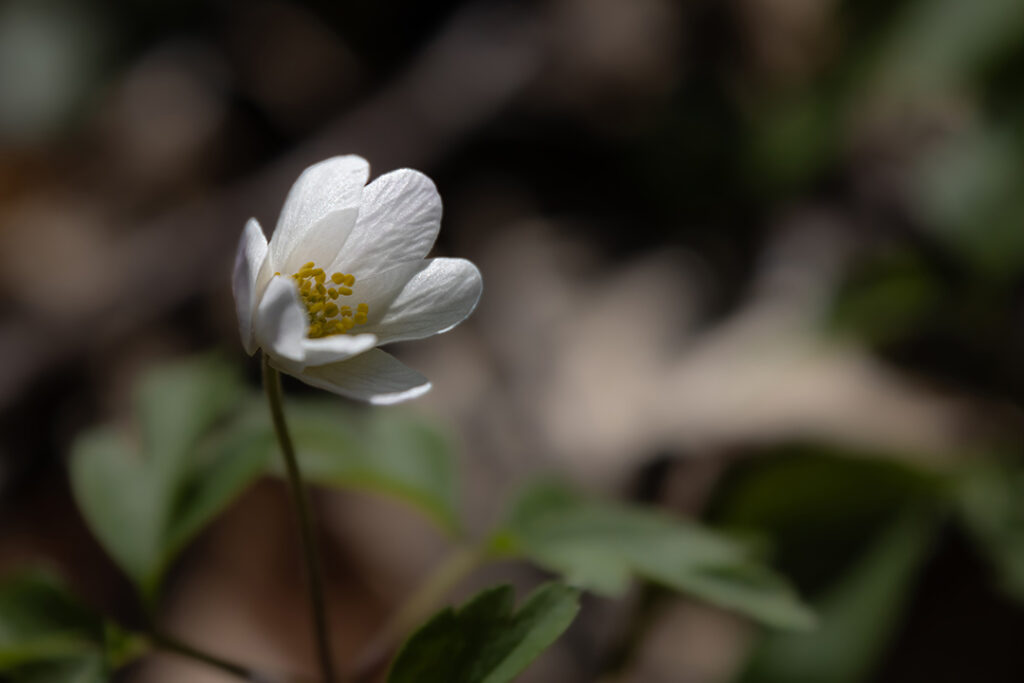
[135,352,242,475]
[911,122,1024,278]
[492,482,814,630]
[827,251,939,345]
[735,510,938,683]
[866,0,1024,99]
[164,411,276,559]
[712,447,946,594]
[13,654,107,683]
[70,354,254,601]
[0,571,142,681]
[0,572,102,669]
[267,399,461,535]
[387,583,579,683]
[957,462,1024,602]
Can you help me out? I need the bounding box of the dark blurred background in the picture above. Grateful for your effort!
[3,0,1024,681]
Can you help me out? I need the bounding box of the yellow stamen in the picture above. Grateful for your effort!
[288,260,371,338]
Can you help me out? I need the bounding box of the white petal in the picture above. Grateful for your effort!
[270,156,369,274]
[329,169,442,277]
[255,276,307,363]
[232,218,268,355]
[357,258,482,345]
[299,349,432,404]
[300,333,378,367]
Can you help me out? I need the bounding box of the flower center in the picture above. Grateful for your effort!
[283,261,370,338]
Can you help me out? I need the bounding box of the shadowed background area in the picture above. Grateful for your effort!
[2,0,1024,681]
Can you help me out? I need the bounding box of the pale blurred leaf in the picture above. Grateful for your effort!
[493,482,814,629]
[70,354,252,600]
[267,400,461,535]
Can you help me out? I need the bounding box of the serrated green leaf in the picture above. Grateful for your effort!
[70,354,253,600]
[387,583,580,683]
[494,482,814,630]
[735,510,937,683]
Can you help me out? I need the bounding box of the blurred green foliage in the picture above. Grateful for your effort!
[0,572,143,681]
[492,481,814,630]
[387,584,579,683]
[957,463,1024,602]
[69,354,250,604]
[736,511,937,683]
[54,353,823,680]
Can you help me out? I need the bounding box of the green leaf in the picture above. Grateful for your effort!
[712,447,945,594]
[493,482,814,630]
[957,462,1024,602]
[0,571,140,681]
[0,573,100,668]
[735,510,938,683]
[14,654,107,683]
[70,354,257,600]
[267,399,461,535]
[827,251,939,345]
[387,583,580,683]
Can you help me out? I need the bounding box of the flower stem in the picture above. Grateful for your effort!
[263,354,337,683]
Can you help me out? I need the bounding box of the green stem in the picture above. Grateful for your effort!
[263,354,337,683]
[347,546,484,682]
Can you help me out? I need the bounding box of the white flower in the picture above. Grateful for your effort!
[232,155,482,404]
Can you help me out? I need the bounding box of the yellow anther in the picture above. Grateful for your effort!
[287,260,367,338]
[274,271,281,277]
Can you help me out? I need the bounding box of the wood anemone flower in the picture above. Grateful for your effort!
[233,155,482,404]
